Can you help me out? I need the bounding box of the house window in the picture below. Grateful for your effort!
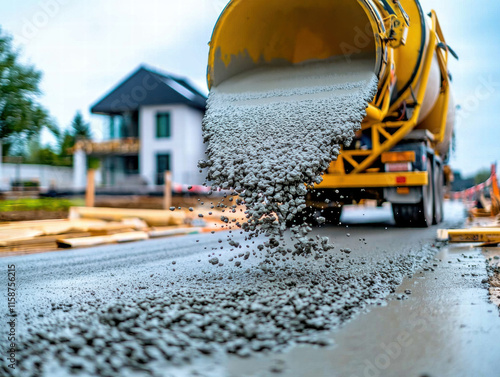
[156,113,171,138]
[109,117,115,139]
[123,156,139,175]
[156,153,171,185]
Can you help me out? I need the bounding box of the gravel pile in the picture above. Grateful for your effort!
[5,245,437,377]
[200,56,378,257]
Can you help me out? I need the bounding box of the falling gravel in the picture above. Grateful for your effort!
[199,56,378,256]
[0,57,396,377]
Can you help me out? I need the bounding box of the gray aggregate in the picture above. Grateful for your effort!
[2,234,437,377]
[199,57,378,257]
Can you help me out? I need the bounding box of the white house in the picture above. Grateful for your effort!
[73,65,207,190]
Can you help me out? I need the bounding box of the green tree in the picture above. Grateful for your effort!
[24,135,60,165]
[58,130,74,158]
[18,132,63,166]
[474,169,491,185]
[57,111,95,167]
[70,111,92,139]
[37,146,58,165]
[0,28,57,155]
[22,110,93,167]
[58,111,92,156]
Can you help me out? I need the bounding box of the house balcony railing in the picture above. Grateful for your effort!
[72,138,140,156]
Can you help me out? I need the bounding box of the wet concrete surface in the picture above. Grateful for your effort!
[483,248,500,308]
[1,202,498,376]
[229,237,500,377]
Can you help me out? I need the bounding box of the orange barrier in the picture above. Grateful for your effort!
[451,164,499,218]
[491,165,500,216]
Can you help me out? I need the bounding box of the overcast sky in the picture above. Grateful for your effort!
[0,0,499,177]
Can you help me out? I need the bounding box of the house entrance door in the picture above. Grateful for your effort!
[156,154,170,185]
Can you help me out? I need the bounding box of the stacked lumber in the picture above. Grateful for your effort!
[57,231,149,248]
[0,218,149,254]
[69,207,186,226]
[469,208,494,218]
[0,206,240,256]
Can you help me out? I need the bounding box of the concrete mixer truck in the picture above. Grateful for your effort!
[206,0,457,227]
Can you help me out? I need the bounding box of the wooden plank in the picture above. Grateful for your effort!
[163,171,172,210]
[86,169,96,207]
[0,218,147,234]
[120,218,149,230]
[0,219,107,230]
[436,229,449,242]
[0,229,44,244]
[148,227,202,238]
[0,244,55,253]
[0,218,151,252]
[70,207,185,226]
[470,209,494,218]
[88,228,137,236]
[57,231,149,248]
[447,229,500,243]
[0,219,68,230]
[0,232,91,247]
[38,220,109,235]
[0,244,58,255]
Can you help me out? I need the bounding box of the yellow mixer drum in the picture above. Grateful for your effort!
[207,0,454,156]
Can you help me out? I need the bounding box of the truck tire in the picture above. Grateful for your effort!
[392,159,434,227]
[433,162,444,225]
[322,205,343,225]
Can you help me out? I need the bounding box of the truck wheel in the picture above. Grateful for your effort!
[433,162,444,225]
[322,205,343,225]
[392,159,434,227]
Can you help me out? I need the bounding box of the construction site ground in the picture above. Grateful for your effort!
[2,200,499,376]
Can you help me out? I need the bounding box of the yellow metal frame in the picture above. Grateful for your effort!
[318,171,428,189]
[322,10,452,189]
[207,2,452,193]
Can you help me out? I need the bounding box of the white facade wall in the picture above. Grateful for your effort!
[73,149,87,190]
[139,104,205,187]
[0,164,73,189]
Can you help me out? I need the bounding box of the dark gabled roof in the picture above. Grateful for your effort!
[91,65,207,115]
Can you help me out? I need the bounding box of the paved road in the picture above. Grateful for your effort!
[226,203,500,377]
[1,202,499,376]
